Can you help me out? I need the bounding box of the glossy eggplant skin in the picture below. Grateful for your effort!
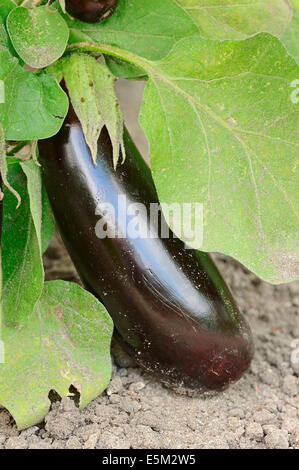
[65,0,118,23]
[38,105,253,393]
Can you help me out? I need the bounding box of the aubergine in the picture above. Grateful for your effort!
[65,0,118,23]
[38,101,254,393]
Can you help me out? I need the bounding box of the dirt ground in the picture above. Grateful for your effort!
[0,81,298,449]
[0,233,297,449]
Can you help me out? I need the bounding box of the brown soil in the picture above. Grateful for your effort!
[0,231,298,449]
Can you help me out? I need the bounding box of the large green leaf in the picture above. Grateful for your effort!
[0,0,15,20]
[2,162,43,324]
[7,6,69,69]
[68,31,299,283]
[66,0,197,60]
[0,280,113,429]
[61,53,125,166]
[281,0,299,63]
[137,34,298,284]
[175,0,292,39]
[0,48,69,140]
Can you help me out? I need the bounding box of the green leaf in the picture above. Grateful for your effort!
[0,0,15,20]
[0,49,68,140]
[0,124,21,205]
[2,162,43,324]
[0,26,17,62]
[63,0,197,78]
[20,159,43,252]
[0,77,3,103]
[41,183,54,253]
[176,0,292,40]
[281,1,299,63]
[0,280,113,429]
[137,33,299,284]
[105,57,146,80]
[20,149,54,256]
[65,0,197,60]
[6,155,22,165]
[62,54,125,166]
[0,19,11,52]
[11,157,54,254]
[7,6,69,69]
[0,2,17,58]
